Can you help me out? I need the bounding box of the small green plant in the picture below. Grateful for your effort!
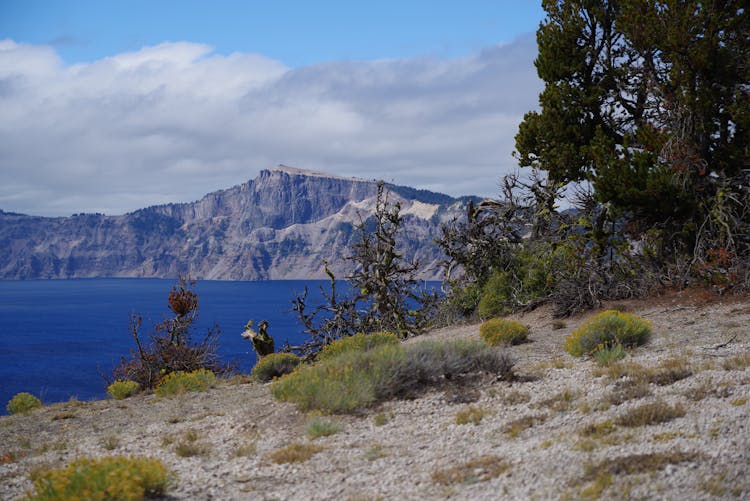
[306,417,343,439]
[154,369,216,397]
[251,353,301,382]
[565,310,652,357]
[455,406,488,425]
[6,392,42,415]
[317,332,400,361]
[593,344,626,366]
[25,455,172,500]
[107,380,141,400]
[373,412,389,426]
[266,443,324,464]
[479,318,529,346]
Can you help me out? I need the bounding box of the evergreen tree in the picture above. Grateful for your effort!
[516,0,749,230]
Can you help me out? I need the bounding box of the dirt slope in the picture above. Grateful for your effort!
[2,293,749,500]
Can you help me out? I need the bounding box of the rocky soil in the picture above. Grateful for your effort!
[2,292,749,500]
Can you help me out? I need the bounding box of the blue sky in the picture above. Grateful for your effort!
[2,1,544,64]
[0,1,546,216]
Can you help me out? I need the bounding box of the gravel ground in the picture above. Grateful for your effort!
[2,292,749,500]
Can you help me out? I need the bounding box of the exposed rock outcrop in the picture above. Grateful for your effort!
[0,166,473,280]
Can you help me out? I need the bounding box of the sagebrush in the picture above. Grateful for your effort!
[271,339,513,412]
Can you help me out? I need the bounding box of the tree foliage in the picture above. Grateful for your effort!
[510,0,750,295]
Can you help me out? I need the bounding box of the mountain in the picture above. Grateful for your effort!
[0,166,473,280]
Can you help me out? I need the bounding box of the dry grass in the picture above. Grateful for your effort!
[615,401,686,427]
[579,420,616,438]
[535,389,578,412]
[234,442,256,458]
[455,406,489,425]
[431,455,510,486]
[503,414,547,438]
[582,451,701,479]
[684,380,734,401]
[174,429,210,457]
[364,444,388,461]
[597,359,692,386]
[722,353,750,371]
[266,443,324,464]
[99,435,119,451]
[605,380,652,406]
[501,390,531,405]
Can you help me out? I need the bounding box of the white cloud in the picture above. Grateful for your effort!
[0,35,541,216]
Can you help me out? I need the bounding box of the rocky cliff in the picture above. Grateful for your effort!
[0,166,471,280]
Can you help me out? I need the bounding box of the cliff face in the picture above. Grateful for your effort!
[0,166,470,280]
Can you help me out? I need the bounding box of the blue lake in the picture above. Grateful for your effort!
[0,279,339,412]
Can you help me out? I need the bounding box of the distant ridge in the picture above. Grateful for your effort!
[0,166,473,280]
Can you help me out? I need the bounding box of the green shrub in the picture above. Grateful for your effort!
[251,353,301,382]
[565,310,652,357]
[306,417,343,439]
[439,282,483,320]
[6,392,42,415]
[154,369,216,398]
[479,318,529,346]
[317,332,400,362]
[107,380,141,400]
[25,455,172,500]
[271,338,514,413]
[477,271,514,318]
[593,344,626,366]
[272,344,406,412]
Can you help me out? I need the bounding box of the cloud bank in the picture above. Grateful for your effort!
[0,36,540,216]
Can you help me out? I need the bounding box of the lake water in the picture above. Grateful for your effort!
[0,279,338,412]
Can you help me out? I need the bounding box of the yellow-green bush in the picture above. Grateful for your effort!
[154,369,216,397]
[317,332,400,362]
[25,455,172,500]
[479,318,529,346]
[6,392,42,415]
[272,344,406,412]
[252,353,301,382]
[565,310,652,357]
[107,380,141,400]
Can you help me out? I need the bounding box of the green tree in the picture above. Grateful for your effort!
[515,0,750,295]
[516,0,749,230]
